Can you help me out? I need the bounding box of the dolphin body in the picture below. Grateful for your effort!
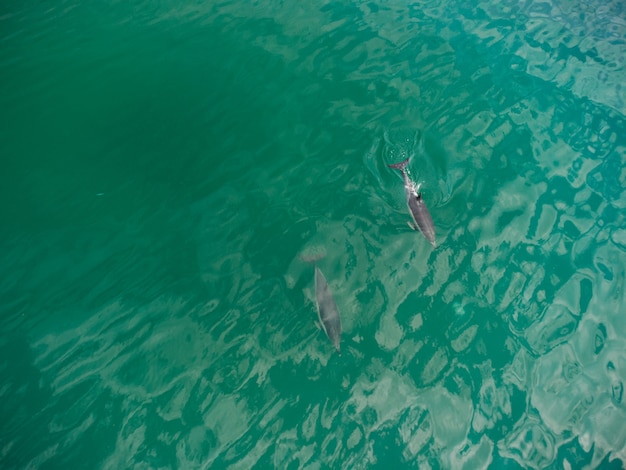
[388,157,437,248]
[314,266,342,354]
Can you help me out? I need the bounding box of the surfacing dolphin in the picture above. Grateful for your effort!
[314,266,342,354]
[388,157,437,248]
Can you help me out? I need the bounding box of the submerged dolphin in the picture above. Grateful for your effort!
[388,157,437,248]
[314,266,342,354]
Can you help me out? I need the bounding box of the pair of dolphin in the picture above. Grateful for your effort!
[312,156,437,355]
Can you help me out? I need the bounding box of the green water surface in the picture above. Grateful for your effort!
[1,0,626,468]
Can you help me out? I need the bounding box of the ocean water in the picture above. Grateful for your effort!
[1,0,626,468]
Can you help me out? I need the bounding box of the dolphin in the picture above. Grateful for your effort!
[314,266,342,354]
[388,157,437,248]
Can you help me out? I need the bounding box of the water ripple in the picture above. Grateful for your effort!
[2,0,626,468]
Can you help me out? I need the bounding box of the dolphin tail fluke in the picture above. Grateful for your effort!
[387,156,410,170]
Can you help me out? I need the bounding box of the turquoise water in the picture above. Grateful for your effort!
[1,0,626,468]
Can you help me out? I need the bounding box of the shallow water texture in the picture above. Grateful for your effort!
[1,0,626,468]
